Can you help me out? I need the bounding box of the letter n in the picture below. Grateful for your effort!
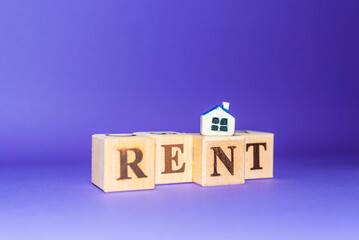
[210,146,236,177]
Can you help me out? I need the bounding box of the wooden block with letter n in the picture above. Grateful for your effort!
[91,134,155,192]
[192,134,245,186]
[134,132,193,184]
[235,130,274,179]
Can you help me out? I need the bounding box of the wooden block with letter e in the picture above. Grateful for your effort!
[134,132,193,184]
[235,130,274,179]
[192,134,245,186]
[91,134,155,192]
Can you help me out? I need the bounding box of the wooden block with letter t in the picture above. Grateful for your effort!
[91,134,155,192]
[134,132,193,184]
[192,134,245,186]
[235,130,274,179]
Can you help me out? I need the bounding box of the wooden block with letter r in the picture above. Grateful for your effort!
[192,134,245,186]
[235,130,274,179]
[134,132,193,184]
[91,134,155,192]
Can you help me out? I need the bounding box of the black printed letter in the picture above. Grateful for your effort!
[210,146,236,177]
[161,144,185,174]
[117,148,147,180]
[246,143,267,170]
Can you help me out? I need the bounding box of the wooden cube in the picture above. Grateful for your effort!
[134,132,193,184]
[192,134,245,186]
[235,131,274,179]
[91,134,155,192]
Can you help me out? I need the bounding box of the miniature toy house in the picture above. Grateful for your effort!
[200,102,235,136]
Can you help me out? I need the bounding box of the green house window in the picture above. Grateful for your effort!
[211,117,228,132]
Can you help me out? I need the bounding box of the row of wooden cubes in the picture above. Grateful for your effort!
[92,131,274,192]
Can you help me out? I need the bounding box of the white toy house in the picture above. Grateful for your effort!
[200,102,235,136]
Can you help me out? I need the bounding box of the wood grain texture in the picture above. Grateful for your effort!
[134,132,193,184]
[235,130,274,179]
[91,134,155,192]
[192,134,245,186]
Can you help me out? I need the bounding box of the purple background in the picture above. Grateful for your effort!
[0,0,358,239]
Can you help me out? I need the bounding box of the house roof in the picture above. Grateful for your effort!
[201,105,234,117]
